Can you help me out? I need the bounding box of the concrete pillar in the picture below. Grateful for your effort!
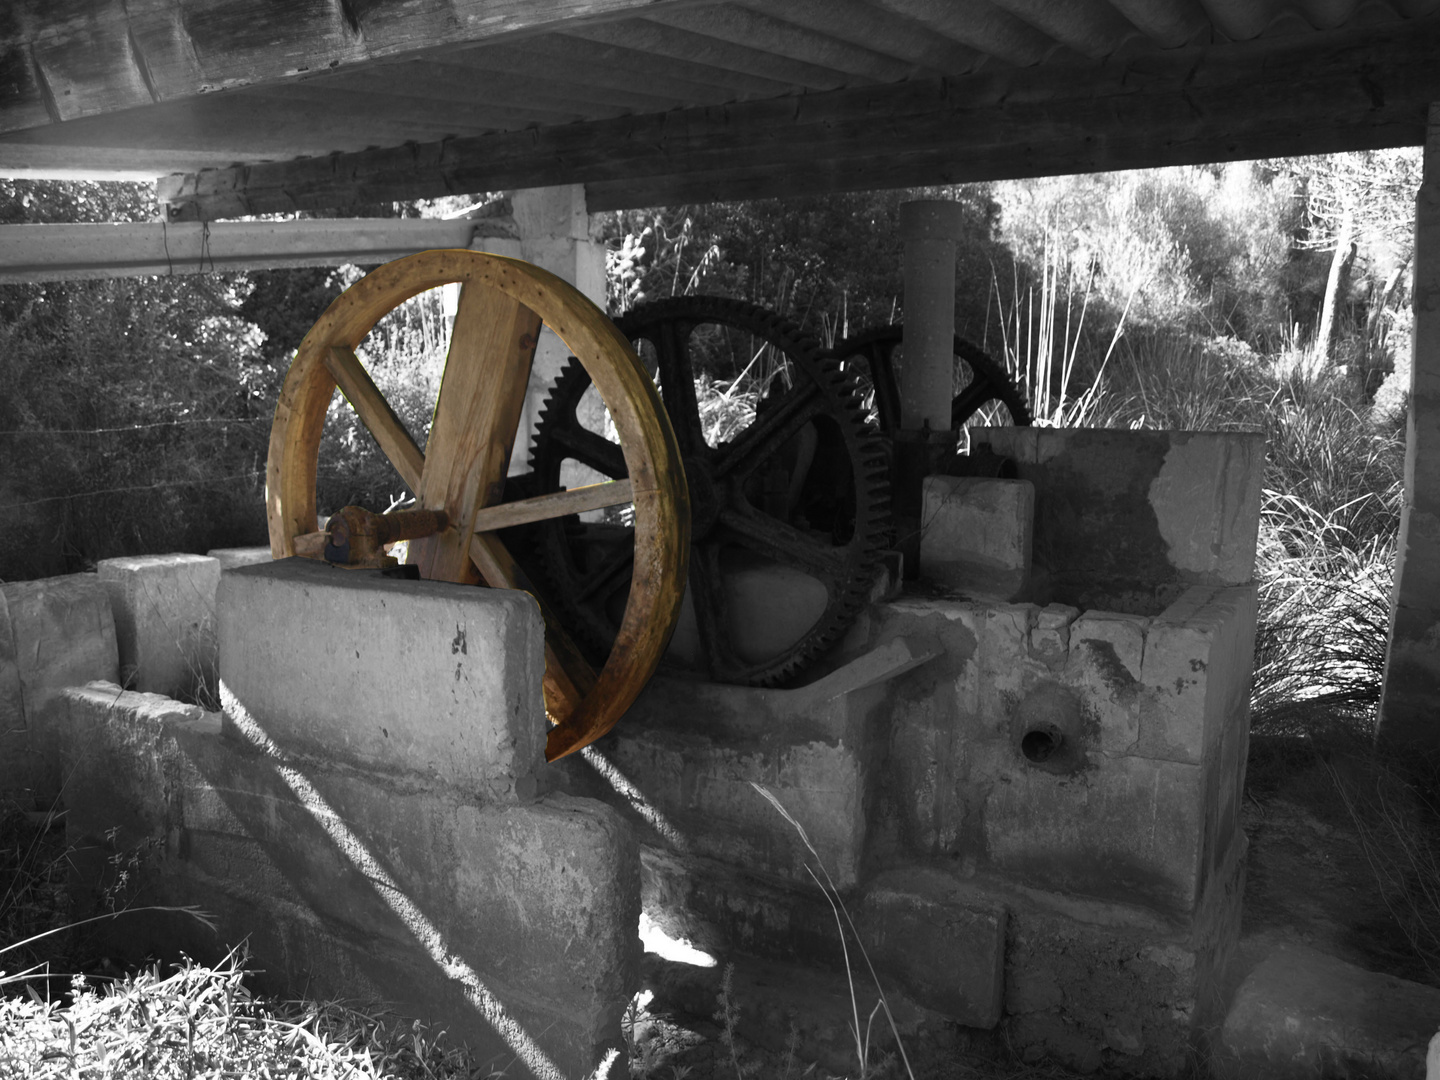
[1379,103,1440,753]
[508,185,607,477]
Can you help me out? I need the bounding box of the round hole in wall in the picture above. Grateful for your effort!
[1021,724,1063,763]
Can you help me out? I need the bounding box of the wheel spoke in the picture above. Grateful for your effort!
[471,479,634,533]
[718,503,848,581]
[409,282,542,582]
[547,424,629,479]
[323,345,425,492]
[712,380,822,480]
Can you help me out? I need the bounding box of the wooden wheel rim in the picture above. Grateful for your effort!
[265,249,689,761]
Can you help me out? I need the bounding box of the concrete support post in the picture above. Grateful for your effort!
[895,200,968,578]
[1379,103,1440,754]
[508,185,606,476]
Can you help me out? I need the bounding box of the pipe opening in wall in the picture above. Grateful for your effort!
[1021,724,1064,763]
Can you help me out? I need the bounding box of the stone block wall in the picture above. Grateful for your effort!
[54,559,640,1080]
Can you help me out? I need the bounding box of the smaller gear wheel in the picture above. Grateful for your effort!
[824,325,1033,433]
[530,296,891,687]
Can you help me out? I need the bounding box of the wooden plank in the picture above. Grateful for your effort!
[157,14,1440,221]
[471,479,634,533]
[0,0,705,135]
[406,280,541,583]
[322,346,425,492]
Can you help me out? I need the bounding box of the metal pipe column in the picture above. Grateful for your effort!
[893,200,967,578]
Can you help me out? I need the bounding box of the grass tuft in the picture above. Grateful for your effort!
[0,946,496,1079]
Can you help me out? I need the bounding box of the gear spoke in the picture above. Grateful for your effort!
[548,424,629,479]
[951,376,1002,426]
[824,326,1032,433]
[712,380,823,481]
[718,503,849,581]
[651,319,708,457]
[577,540,636,604]
[689,542,745,681]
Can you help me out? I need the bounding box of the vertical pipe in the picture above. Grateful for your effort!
[1378,102,1440,753]
[893,200,968,579]
[899,200,968,430]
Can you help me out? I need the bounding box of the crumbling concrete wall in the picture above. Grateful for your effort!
[56,559,640,1079]
[98,553,220,702]
[0,573,118,799]
[568,428,1263,1078]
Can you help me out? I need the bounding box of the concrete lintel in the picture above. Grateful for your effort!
[0,218,522,283]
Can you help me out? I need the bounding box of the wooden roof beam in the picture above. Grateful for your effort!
[156,14,1440,221]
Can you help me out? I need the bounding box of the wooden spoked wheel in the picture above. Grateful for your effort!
[266,249,690,761]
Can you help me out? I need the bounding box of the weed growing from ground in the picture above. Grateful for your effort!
[750,783,916,1080]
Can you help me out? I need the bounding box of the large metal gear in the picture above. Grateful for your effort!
[530,296,891,687]
[824,325,1033,433]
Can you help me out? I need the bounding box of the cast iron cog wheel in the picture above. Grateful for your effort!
[824,325,1033,433]
[530,296,891,688]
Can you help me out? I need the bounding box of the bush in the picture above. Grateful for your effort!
[0,273,276,581]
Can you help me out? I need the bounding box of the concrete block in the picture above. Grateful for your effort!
[218,558,545,799]
[608,723,868,887]
[857,870,1006,1027]
[1066,610,1149,753]
[919,475,1033,600]
[1030,603,1078,666]
[206,546,273,571]
[1003,898,1202,1078]
[983,751,1204,915]
[98,553,221,702]
[974,428,1264,613]
[0,574,118,796]
[1137,585,1257,765]
[1218,944,1440,1080]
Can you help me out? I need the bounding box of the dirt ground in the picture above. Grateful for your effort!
[624,735,1439,1080]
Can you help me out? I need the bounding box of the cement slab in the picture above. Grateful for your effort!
[1218,943,1440,1080]
[218,558,545,799]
